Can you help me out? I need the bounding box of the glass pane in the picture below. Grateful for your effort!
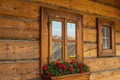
[68,42,76,59]
[106,27,111,37]
[102,27,106,37]
[52,21,62,40]
[67,22,76,40]
[106,38,111,49]
[102,38,111,49]
[102,26,111,49]
[52,42,62,61]
[102,38,107,49]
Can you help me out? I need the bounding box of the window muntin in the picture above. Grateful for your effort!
[67,22,77,60]
[51,20,79,61]
[97,18,115,57]
[102,27,111,49]
[52,20,63,61]
[41,7,83,72]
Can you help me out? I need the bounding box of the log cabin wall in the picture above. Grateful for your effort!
[0,0,119,80]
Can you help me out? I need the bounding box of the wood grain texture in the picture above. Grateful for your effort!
[69,0,120,20]
[36,0,70,8]
[0,74,40,80]
[116,45,120,56]
[21,0,120,20]
[0,0,40,19]
[34,0,120,19]
[90,69,120,80]
[84,28,97,42]
[95,0,120,9]
[0,18,39,40]
[84,57,120,72]
[42,72,90,80]
[115,20,120,31]
[0,61,40,80]
[0,40,39,60]
[0,0,119,20]
[116,32,120,43]
[83,14,96,28]
[84,43,97,58]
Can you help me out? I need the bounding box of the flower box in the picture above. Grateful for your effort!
[42,72,90,80]
[42,60,91,80]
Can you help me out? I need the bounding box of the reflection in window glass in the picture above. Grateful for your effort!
[52,21,62,40]
[68,42,76,59]
[52,42,62,61]
[67,23,76,40]
[102,27,111,49]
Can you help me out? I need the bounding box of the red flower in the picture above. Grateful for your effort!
[57,63,63,68]
[78,63,83,67]
[47,72,52,77]
[71,59,76,64]
[62,64,67,70]
[81,68,84,73]
[69,67,74,71]
[56,61,61,65]
[43,65,48,71]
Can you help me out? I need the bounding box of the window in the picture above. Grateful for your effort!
[40,7,83,70]
[51,21,78,62]
[97,18,115,57]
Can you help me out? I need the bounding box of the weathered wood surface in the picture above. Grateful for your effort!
[116,45,120,56]
[90,69,120,80]
[84,28,97,42]
[115,21,120,31]
[0,0,119,80]
[116,32,120,44]
[0,61,40,80]
[51,73,90,80]
[0,0,40,19]
[0,18,39,40]
[0,0,120,20]
[35,0,120,20]
[95,0,120,9]
[84,43,97,58]
[83,14,96,28]
[84,57,120,72]
[0,74,40,80]
[0,40,39,60]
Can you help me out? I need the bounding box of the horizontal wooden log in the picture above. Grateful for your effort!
[84,57,120,72]
[95,0,120,9]
[84,28,97,42]
[84,43,97,58]
[0,61,40,80]
[83,14,96,28]
[115,20,120,31]
[35,0,120,20]
[0,73,40,80]
[90,69,120,80]
[0,0,40,19]
[0,0,120,21]
[116,45,120,56]
[115,32,120,43]
[0,40,39,60]
[0,18,39,40]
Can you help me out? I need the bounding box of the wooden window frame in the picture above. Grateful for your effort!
[97,18,116,57]
[40,7,83,72]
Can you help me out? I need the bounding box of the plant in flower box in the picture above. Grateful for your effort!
[42,59,91,80]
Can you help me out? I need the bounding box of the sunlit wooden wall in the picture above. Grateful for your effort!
[0,0,119,80]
